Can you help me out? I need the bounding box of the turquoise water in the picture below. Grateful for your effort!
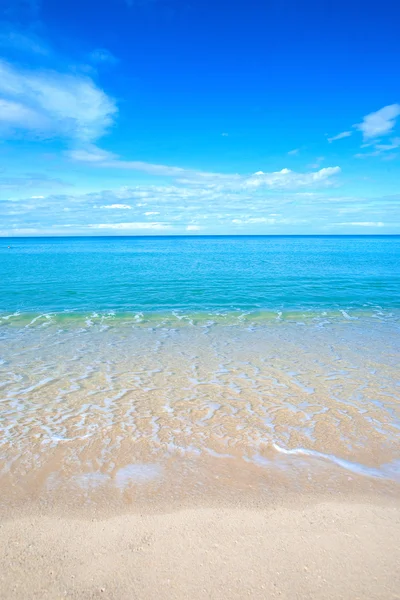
[1,236,399,320]
[1,235,400,492]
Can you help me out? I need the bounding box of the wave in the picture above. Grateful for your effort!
[1,307,399,331]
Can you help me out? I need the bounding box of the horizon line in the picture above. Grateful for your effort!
[1,234,400,240]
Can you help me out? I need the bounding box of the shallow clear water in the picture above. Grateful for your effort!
[0,236,399,502]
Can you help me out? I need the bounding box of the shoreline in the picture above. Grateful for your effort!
[2,450,400,519]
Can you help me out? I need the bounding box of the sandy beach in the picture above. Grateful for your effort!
[1,493,400,600]
[1,238,400,599]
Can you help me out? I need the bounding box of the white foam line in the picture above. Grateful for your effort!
[25,314,48,327]
[204,448,234,459]
[339,310,357,320]
[272,443,400,481]
[1,312,20,321]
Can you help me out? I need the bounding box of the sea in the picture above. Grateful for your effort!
[1,235,399,508]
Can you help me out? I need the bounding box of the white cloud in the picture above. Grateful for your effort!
[375,137,400,151]
[88,222,171,230]
[328,105,400,158]
[243,167,340,189]
[68,145,192,176]
[354,151,379,159]
[144,211,160,215]
[232,217,277,224]
[68,146,115,162]
[221,132,229,137]
[100,204,132,209]
[0,59,117,142]
[354,137,400,158]
[0,98,45,128]
[0,228,48,237]
[3,184,397,235]
[70,147,341,191]
[339,221,385,227]
[355,104,400,140]
[0,173,70,190]
[327,131,352,143]
[337,207,363,215]
[232,217,306,226]
[288,148,299,155]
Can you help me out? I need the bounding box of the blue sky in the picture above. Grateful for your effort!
[0,0,399,235]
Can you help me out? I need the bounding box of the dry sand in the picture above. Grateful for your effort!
[1,496,400,600]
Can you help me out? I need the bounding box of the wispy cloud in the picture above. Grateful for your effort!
[330,104,400,158]
[354,137,400,158]
[232,217,281,225]
[308,156,325,169]
[337,221,385,227]
[375,137,400,151]
[327,131,352,143]
[99,204,133,209]
[231,217,306,226]
[69,146,341,190]
[242,167,340,190]
[0,30,49,55]
[287,148,299,155]
[6,180,393,236]
[355,104,400,140]
[0,97,45,129]
[89,48,118,65]
[88,222,172,230]
[0,59,117,142]
[0,172,70,190]
[67,146,115,162]
[327,103,400,160]
[68,145,193,177]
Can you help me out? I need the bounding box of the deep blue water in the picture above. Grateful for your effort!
[1,236,399,316]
